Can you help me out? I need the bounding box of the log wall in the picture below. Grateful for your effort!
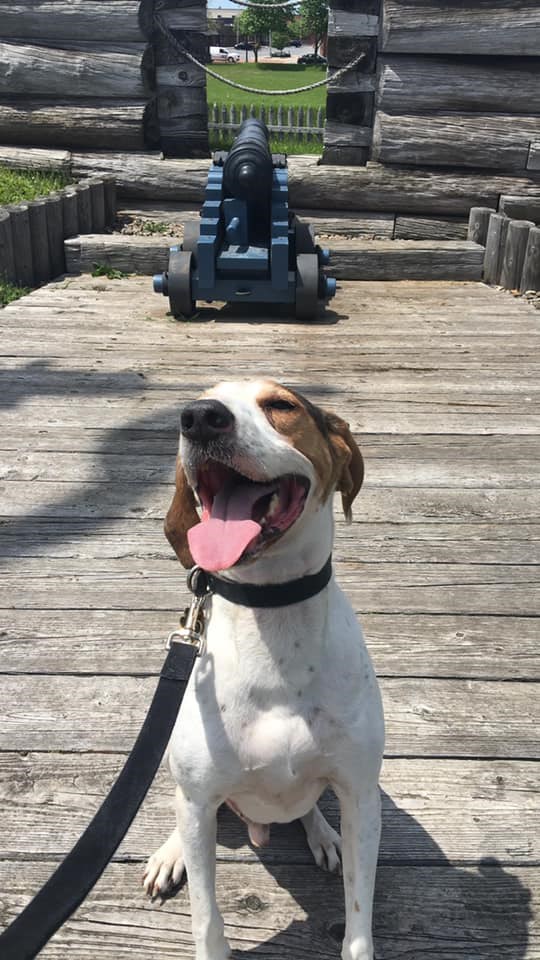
[372,1,540,174]
[0,2,158,151]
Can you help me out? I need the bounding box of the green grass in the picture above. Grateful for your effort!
[0,280,31,307]
[91,263,129,279]
[0,165,70,205]
[206,63,327,111]
[209,130,322,154]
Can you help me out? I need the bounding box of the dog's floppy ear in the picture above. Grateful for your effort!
[164,458,200,568]
[325,413,364,523]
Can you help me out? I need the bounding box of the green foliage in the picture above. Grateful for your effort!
[237,0,295,60]
[0,165,70,204]
[300,0,329,53]
[140,220,170,235]
[0,281,31,307]
[91,263,129,279]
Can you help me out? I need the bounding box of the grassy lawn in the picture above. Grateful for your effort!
[206,63,327,111]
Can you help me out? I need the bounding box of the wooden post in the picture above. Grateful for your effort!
[500,219,534,290]
[520,226,540,293]
[60,188,79,240]
[0,208,17,283]
[483,213,509,284]
[467,207,494,247]
[5,203,34,287]
[75,182,93,233]
[46,194,66,277]
[27,199,51,284]
[101,175,117,227]
[80,178,106,233]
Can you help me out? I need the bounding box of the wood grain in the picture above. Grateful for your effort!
[1,2,148,42]
[381,0,540,55]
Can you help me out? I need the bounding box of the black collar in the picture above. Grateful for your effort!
[188,555,333,608]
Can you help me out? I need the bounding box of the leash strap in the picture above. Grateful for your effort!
[0,641,197,960]
[203,555,333,608]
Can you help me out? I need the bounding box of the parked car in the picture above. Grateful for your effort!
[270,48,291,57]
[288,38,302,47]
[234,41,254,50]
[210,46,240,63]
[298,53,327,65]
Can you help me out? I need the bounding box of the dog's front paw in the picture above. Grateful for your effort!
[143,829,185,898]
[341,936,374,960]
[302,806,342,873]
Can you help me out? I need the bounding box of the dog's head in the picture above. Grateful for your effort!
[165,379,363,572]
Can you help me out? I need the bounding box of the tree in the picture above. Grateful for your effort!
[300,0,328,54]
[237,0,295,62]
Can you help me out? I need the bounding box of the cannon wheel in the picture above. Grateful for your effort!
[168,249,195,318]
[295,253,319,320]
[295,219,316,255]
[182,220,200,261]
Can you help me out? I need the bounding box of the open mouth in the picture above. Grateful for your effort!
[187,460,310,572]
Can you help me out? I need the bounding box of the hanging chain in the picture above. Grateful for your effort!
[154,14,365,96]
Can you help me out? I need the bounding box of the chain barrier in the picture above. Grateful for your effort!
[155,14,365,96]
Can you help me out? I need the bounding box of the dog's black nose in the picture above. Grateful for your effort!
[180,399,235,442]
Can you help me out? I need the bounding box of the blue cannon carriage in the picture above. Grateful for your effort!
[153,119,336,320]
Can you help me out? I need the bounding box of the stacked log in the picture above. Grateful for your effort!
[373,3,540,175]
[324,1,380,165]
[0,6,157,151]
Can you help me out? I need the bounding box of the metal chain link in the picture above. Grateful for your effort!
[155,13,365,96]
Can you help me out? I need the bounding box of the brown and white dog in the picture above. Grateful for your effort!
[143,379,385,960]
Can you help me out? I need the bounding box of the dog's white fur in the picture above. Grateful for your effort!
[144,379,385,960]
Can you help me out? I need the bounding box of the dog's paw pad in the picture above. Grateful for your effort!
[142,831,185,898]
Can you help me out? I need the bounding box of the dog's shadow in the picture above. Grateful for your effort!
[212,792,532,959]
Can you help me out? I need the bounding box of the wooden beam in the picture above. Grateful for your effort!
[381,0,540,55]
[520,225,540,293]
[0,99,158,150]
[528,143,540,171]
[396,216,467,241]
[0,145,71,171]
[372,112,540,171]
[0,41,153,98]
[1,2,149,42]
[70,153,540,214]
[500,194,540,221]
[467,207,495,246]
[64,234,484,282]
[378,56,540,115]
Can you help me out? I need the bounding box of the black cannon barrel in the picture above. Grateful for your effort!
[223,118,273,202]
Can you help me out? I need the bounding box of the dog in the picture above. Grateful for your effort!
[143,379,385,960]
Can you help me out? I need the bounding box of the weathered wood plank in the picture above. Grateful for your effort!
[378,56,540,115]
[1,557,539,617]
[1,2,149,42]
[0,754,537,864]
[381,0,540,55]
[395,215,467,241]
[500,220,535,290]
[2,605,539,679]
[372,112,540,172]
[500,194,540,221]
[0,674,537,756]
[71,152,540,214]
[529,143,540,171]
[0,144,71,171]
[0,41,153,98]
[0,100,156,150]
[0,860,537,959]
[328,9,379,37]
[484,212,510,285]
[3,448,540,487]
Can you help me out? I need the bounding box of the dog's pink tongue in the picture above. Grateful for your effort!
[188,480,275,572]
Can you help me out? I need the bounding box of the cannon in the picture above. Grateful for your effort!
[153,119,336,320]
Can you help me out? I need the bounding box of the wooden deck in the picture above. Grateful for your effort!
[0,275,538,958]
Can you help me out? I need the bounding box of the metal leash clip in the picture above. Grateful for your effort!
[166,566,213,655]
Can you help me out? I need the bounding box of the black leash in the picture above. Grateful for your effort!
[0,558,332,958]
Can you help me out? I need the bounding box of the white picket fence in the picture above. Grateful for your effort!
[208,103,325,142]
